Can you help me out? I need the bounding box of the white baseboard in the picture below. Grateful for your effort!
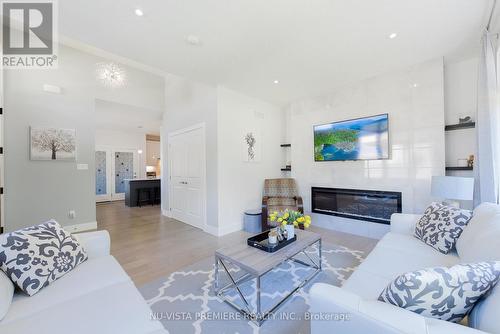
[161,209,172,217]
[203,224,219,236]
[203,223,242,237]
[218,223,243,237]
[65,221,97,233]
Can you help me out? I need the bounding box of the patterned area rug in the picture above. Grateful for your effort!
[139,242,364,334]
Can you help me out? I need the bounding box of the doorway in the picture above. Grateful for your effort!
[95,147,139,202]
[168,124,206,230]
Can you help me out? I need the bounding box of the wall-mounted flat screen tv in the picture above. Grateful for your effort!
[314,113,389,161]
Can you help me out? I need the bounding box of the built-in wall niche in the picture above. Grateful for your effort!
[444,121,475,173]
[280,143,291,172]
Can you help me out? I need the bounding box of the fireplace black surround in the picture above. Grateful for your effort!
[311,187,402,224]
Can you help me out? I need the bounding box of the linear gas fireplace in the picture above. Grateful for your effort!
[311,187,402,225]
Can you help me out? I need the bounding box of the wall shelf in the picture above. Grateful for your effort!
[281,167,292,172]
[280,144,291,147]
[444,123,475,131]
[445,166,473,171]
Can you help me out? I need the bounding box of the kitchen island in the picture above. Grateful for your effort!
[124,178,161,207]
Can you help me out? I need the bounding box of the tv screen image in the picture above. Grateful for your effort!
[314,114,389,161]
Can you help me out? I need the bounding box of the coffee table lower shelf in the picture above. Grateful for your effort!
[213,238,322,326]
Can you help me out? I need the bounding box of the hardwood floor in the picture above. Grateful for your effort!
[96,201,377,286]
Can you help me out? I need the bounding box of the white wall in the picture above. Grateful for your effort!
[95,129,147,179]
[161,73,219,229]
[217,87,283,235]
[4,45,97,231]
[286,58,445,239]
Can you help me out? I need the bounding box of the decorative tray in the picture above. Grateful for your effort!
[247,231,297,253]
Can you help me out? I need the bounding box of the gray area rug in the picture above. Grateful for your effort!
[140,242,364,334]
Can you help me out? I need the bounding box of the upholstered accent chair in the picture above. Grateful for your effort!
[261,178,303,231]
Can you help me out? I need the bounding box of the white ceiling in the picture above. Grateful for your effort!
[60,0,498,106]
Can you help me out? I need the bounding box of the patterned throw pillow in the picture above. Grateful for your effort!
[414,202,473,254]
[0,220,88,296]
[379,262,500,322]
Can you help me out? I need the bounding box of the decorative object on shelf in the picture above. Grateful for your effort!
[275,227,284,241]
[459,116,474,124]
[30,127,76,161]
[467,155,474,168]
[269,209,312,241]
[431,176,474,208]
[242,130,261,162]
[96,62,126,87]
[268,229,278,245]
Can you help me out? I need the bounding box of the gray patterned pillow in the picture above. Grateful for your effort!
[379,262,500,322]
[414,202,473,254]
[0,220,88,296]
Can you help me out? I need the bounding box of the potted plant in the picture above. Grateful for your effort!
[269,209,312,240]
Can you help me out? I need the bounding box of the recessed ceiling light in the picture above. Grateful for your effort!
[412,83,419,88]
[135,8,144,16]
[138,150,143,154]
[389,33,397,39]
[273,80,279,84]
[185,35,201,46]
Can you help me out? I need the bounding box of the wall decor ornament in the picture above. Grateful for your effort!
[243,130,261,162]
[30,127,76,161]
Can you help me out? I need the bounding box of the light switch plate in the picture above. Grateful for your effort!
[77,164,88,170]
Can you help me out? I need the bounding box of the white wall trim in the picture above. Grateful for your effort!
[218,223,243,236]
[203,223,242,237]
[203,224,219,236]
[161,209,172,217]
[65,221,98,233]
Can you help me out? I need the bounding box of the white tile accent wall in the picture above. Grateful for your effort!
[286,58,445,239]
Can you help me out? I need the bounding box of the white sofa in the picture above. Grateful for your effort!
[310,202,500,334]
[0,230,167,334]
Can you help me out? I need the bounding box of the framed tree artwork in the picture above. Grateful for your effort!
[30,127,77,161]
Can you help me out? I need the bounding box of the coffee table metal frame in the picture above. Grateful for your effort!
[213,238,322,326]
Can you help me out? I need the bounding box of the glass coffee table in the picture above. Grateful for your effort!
[213,229,322,326]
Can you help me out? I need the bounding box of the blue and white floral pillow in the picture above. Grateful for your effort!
[414,202,473,254]
[379,262,500,322]
[0,220,88,296]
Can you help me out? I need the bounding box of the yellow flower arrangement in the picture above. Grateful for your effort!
[269,209,312,229]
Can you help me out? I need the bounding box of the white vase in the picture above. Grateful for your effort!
[285,224,295,240]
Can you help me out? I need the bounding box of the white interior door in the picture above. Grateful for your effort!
[169,125,205,229]
[95,147,138,202]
